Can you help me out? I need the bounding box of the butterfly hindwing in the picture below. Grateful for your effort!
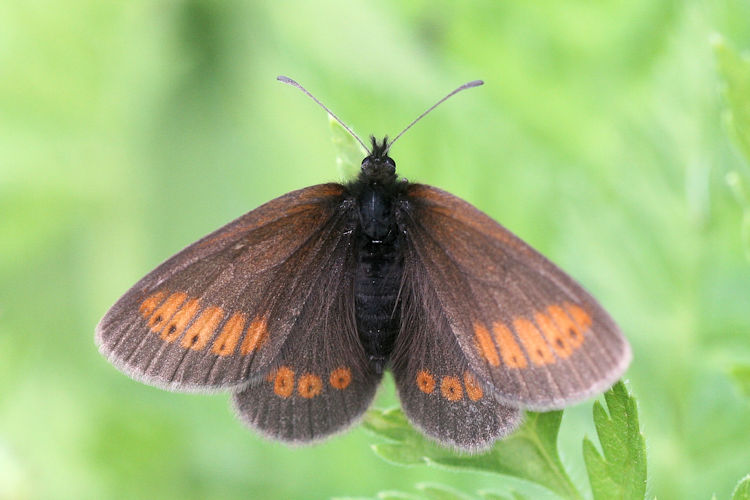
[390,263,522,451]
[233,231,383,442]
[400,184,631,410]
[96,184,353,391]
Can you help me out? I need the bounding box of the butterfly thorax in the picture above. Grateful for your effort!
[347,137,408,374]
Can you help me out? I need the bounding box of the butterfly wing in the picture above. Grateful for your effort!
[232,238,382,443]
[96,184,358,392]
[390,266,522,451]
[399,184,631,410]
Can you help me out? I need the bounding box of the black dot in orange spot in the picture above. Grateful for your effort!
[168,325,177,334]
[154,315,162,323]
[463,372,483,401]
[555,338,564,348]
[298,373,323,398]
[416,370,435,394]
[569,328,578,338]
[440,376,463,402]
[273,366,294,398]
[329,367,352,390]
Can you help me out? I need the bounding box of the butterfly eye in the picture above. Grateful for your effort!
[385,157,396,168]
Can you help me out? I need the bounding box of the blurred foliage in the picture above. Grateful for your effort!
[734,476,750,500]
[2,1,750,499]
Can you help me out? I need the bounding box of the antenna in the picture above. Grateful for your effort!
[277,76,371,154]
[386,80,484,152]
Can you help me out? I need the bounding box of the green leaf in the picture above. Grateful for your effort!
[416,483,474,500]
[725,172,750,261]
[729,364,750,398]
[377,492,425,500]
[330,115,367,180]
[364,408,582,500]
[582,381,647,500]
[478,490,528,500]
[733,475,750,500]
[714,36,750,164]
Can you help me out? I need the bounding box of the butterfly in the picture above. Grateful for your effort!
[96,76,631,452]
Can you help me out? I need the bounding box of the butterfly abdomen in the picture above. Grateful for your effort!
[353,182,405,374]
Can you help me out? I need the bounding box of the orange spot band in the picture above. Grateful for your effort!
[240,315,268,355]
[514,317,555,365]
[473,321,500,366]
[492,322,528,368]
[181,306,223,351]
[161,298,200,342]
[211,313,246,356]
[148,292,187,332]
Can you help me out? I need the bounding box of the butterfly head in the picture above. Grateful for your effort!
[361,136,396,183]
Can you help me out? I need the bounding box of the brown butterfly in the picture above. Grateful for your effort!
[96,77,631,451]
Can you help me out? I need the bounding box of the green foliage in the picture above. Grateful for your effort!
[330,116,367,180]
[583,382,647,500]
[364,382,646,500]
[364,408,579,499]
[715,38,750,164]
[733,475,750,500]
[729,364,750,398]
[716,39,750,260]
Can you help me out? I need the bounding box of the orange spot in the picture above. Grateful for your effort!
[273,366,294,398]
[565,303,592,348]
[240,315,268,355]
[514,317,556,365]
[148,292,187,332]
[139,291,166,319]
[297,373,323,398]
[181,306,223,350]
[211,313,246,356]
[492,322,528,368]
[329,367,352,390]
[440,376,463,402]
[473,321,500,366]
[161,298,200,342]
[535,312,574,359]
[547,303,590,349]
[463,372,483,401]
[416,370,436,394]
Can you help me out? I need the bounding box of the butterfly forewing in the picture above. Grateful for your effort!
[400,184,631,410]
[96,184,352,391]
[233,235,381,442]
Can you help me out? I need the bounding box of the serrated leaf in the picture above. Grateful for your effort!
[729,364,750,398]
[714,36,750,164]
[364,408,582,500]
[416,482,474,500]
[582,381,646,500]
[330,115,367,180]
[733,475,750,500]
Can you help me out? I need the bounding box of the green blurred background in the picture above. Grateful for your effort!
[2,1,750,499]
